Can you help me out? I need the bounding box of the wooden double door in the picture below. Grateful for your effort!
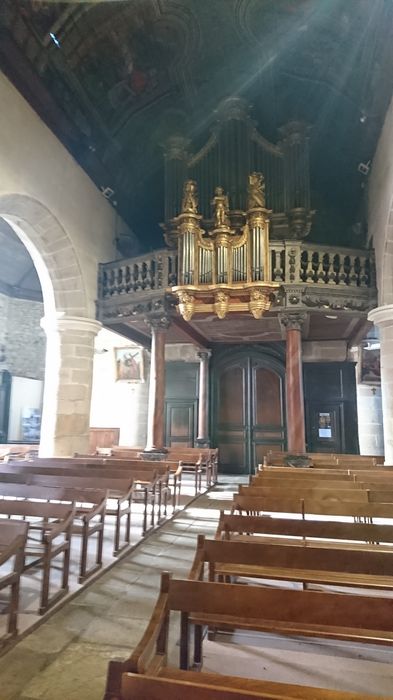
[213,352,285,474]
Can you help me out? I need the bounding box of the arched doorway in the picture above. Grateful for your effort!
[212,346,286,474]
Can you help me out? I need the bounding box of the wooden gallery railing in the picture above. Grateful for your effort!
[99,243,375,299]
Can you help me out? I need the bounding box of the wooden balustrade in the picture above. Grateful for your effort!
[99,243,374,299]
[99,250,178,299]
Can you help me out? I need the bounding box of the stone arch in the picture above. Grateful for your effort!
[0,194,101,455]
[0,193,89,319]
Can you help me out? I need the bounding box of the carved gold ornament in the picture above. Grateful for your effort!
[170,174,280,320]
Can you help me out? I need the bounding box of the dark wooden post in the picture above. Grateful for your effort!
[196,350,211,446]
[280,313,307,454]
[144,318,170,454]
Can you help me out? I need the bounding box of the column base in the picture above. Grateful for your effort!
[195,438,210,448]
[141,448,168,461]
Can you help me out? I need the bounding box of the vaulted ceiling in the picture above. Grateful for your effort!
[1,0,393,251]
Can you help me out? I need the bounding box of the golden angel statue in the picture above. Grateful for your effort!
[247,172,266,209]
[181,180,198,214]
[211,186,230,228]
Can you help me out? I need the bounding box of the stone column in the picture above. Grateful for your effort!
[144,318,170,454]
[39,314,102,456]
[196,350,211,447]
[279,312,307,454]
[368,305,393,463]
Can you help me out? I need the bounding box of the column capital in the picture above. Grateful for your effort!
[368,305,393,327]
[278,311,307,334]
[40,314,102,336]
[197,350,212,362]
[144,316,171,332]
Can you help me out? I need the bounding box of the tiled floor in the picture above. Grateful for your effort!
[1,478,393,699]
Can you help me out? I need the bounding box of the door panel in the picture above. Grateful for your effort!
[165,400,197,447]
[303,363,359,454]
[217,364,248,472]
[254,368,282,425]
[219,366,245,424]
[215,357,285,474]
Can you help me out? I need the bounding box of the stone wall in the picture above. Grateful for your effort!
[0,71,138,453]
[0,293,45,380]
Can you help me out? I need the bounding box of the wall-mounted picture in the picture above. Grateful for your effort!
[359,340,381,385]
[114,347,144,382]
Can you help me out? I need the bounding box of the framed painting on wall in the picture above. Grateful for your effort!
[358,340,381,385]
[114,347,144,382]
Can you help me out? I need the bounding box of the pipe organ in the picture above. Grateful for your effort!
[170,174,280,321]
[163,97,314,245]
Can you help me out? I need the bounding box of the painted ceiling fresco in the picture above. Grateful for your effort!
[1,0,393,251]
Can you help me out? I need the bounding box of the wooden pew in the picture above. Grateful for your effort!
[0,463,165,545]
[216,511,393,550]
[170,447,218,489]
[111,447,205,494]
[239,484,393,505]
[265,451,384,468]
[110,445,218,491]
[189,534,393,591]
[239,484,372,503]
[0,482,107,584]
[119,671,381,700]
[104,571,393,700]
[231,494,393,521]
[251,476,393,498]
[21,456,183,511]
[0,520,28,641]
[259,465,393,478]
[0,485,75,613]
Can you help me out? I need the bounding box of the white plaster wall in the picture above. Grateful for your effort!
[90,329,149,447]
[369,94,393,305]
[0,71,132,317]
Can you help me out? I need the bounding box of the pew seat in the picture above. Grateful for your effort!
[0,489,75,613]
[104,572,393,700]
[190,534,393,592]
[119,670,383,700]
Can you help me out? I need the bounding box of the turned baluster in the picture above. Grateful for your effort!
[316,251,325,283]
[273,248,284,282]
[304,250,315,283]
[337,253,347,285]
[117,265,126,294]
[326,253,336,284]
[349,255,359,286]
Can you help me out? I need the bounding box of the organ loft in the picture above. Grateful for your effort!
[99,98,376,470]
